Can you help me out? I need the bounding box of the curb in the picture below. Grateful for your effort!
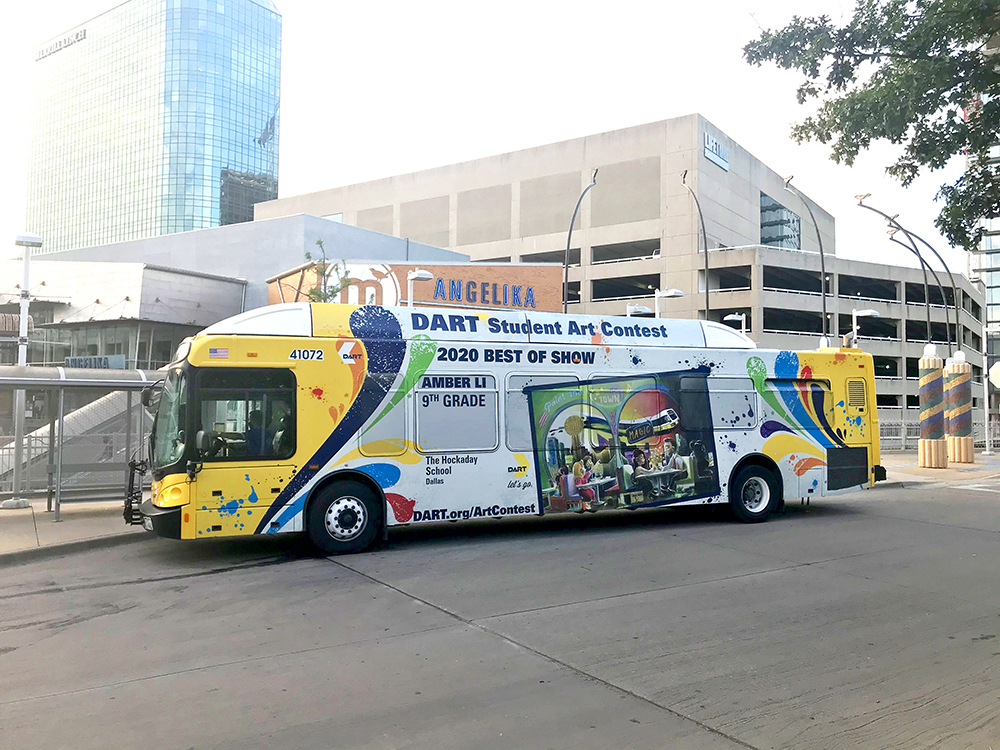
[0,532,152,566]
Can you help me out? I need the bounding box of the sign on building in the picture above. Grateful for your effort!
[65,355,127,369]
[704,132,730,171]
[268,262,563,312]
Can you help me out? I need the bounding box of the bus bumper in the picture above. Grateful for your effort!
[873,465,887,483]
[139,500,182,539]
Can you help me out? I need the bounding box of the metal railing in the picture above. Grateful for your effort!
[878,414,1000,451]
[0,367,157,519]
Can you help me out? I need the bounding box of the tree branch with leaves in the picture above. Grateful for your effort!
[304,239,352,303]
[744,0,1000,249]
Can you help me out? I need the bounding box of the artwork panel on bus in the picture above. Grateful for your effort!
[525,371,720,513]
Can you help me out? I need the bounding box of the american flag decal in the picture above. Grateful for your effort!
[209,348,229,359]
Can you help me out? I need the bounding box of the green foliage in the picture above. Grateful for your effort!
[304,240,351,303]
[744,0,1000,249]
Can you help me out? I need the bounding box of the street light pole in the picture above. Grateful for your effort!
[887,233,950,351]
[681,171,710,322]
[859,198,960,356]
[563,169,597,314]
[406,269,433,308]
[724,312,747,335]
[3,233,43,511]
[851,308,880,347]
[653,288,685,318]
[983,322,998,456]
[785,177,829,347]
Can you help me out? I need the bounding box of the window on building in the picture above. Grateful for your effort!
[520,248,580,266]
[591,274,660,301]
[872,356,900,377]
[838,274,897,302]
[706,266,752,292]
[760,193,801,249]
[763,266,827,294]
[591,239,659,264]
[565,281,581,304]
[876,394,899,407]
[907,395,920,408]
[762,308,824,334]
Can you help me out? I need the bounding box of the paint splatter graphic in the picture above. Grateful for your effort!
[385,493,415,523]
[366,334,437,433]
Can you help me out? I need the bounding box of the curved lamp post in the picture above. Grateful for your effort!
[857,196,960,356]
[681,170,710,322]
[784,176,830,347]
[887,231,952,352]
[563,169,598,314]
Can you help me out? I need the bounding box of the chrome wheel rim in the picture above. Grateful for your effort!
[324,496,368,541]
[740,477,769,513]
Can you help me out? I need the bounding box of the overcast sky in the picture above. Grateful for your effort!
[0,0,970,275]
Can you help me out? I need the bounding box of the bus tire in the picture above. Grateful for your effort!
[729,464,780,523]
[306,480,382,555]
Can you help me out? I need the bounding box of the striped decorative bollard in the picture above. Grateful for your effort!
[945,352,974,463]
[918,345,948,468]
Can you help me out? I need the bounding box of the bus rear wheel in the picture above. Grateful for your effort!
[307,481,381,555]
[729,465,780,523]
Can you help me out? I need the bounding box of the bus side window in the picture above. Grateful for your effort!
[679,376,712,432]
[506,374,580,451]
[416,374,499,453]
[706,377,758,431]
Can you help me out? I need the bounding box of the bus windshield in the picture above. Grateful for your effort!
[151,369,188,470]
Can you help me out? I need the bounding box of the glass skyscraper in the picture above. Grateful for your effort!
[26,0,281,255]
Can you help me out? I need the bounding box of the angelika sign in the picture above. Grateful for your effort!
[268,261,562,312]
[433,278,536,308]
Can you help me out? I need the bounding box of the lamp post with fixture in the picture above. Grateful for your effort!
[652,288,684,318]
[851,308,880,347]
[563,169,598,314]
[406,269,433,308]
[681,171,710,322]
[723,312,747,336]
[784,176,829,347]
[3,233,43,511]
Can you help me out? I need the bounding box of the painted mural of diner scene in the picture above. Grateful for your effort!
[527,372,719,513]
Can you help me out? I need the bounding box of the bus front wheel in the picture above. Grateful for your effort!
[307,481,382,555]
[729,465,780,523]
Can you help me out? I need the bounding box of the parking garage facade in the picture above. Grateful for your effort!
[254,114,985,416]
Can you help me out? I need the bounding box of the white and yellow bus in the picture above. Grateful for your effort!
[128,303,885,554]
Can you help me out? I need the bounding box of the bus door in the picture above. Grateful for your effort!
[191,368,298,535]
[828,374,873,490]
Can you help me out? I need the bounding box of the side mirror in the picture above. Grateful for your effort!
[195,430,214,453]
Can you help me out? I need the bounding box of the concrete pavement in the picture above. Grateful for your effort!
[1,478,997,748]
[0,498,145,561]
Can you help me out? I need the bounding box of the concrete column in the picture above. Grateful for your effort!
[918,346,947,468]
[945,354,974,463]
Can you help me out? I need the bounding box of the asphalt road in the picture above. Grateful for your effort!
[1,480,998,749]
